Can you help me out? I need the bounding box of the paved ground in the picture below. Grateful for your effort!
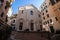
[8,31,16,40]
[9,31,54,40]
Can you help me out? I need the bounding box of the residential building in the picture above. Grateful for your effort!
[39,0,60,33]
[0,0,9,21]
[15,4,42,31]
[0,0,14,23]
[0,0,14,33]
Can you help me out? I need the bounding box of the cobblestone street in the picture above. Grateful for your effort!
[10,31,54,40]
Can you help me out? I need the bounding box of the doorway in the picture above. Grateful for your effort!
[31,23,34,31]
[40,25,42,31]
[50,26,55,33]
[19,22,23,30]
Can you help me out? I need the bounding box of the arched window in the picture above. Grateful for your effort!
[22,10,24,14]
[30,11,33,15]
[5,5,7,9]
[13,20,15,23]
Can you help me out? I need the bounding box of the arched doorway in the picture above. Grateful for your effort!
[19,22,23,30]
[19,18,24,30]
[30,20,34,31]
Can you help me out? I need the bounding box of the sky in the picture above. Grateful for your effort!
[12,0,45,14]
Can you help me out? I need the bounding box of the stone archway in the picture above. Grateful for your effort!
[19,18,24,30]
[30,20,34,31]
